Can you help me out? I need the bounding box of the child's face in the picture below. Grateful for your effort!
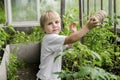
[43,18,61,34]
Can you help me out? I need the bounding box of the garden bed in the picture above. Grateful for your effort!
[16,63,39,80]
[7,42,41,80]
[10,42,41,63]
[0,42,41,80]
[0,45,10,80]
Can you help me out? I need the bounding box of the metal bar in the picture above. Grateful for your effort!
[114,0,117,52]
[87,0,89,20]
[4,0,8,25]
[101,0,103,10]
[114,0,117,36]
[61,0,65,29]
[79,0,82,27]
[79,0,84,43]
[83,0,85,13]
[94,0,96,11]
[108,0,112,16]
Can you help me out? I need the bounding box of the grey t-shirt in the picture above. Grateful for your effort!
[37,34,67,80]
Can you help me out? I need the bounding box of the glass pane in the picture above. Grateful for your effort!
[11,0,38,22]
[40,0,60,14]
[65,0,79,21]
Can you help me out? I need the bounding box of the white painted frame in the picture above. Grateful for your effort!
[4,0,40,27]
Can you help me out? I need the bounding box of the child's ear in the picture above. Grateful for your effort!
[42,30,45,33]
[42,29,46,33]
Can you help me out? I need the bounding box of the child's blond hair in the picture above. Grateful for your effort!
[40,10,61,29]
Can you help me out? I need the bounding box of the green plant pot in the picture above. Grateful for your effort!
[10,42,41,63]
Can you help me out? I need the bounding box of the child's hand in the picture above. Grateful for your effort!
[86,16,99,30]
[87,10,107,30]
[70,22,77,33]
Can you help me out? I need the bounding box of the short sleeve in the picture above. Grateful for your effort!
[43,34,66,53]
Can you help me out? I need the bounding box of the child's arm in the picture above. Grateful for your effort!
[67,22,77,49]
[69,22,77,33]
[64,16,99,45]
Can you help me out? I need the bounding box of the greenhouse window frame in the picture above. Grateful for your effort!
[4,0,40,27]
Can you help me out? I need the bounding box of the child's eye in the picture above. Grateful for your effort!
[48,22,52,25]
[55,20,59,24]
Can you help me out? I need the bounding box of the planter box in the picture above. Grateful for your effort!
[0,42,40,80]
[0,45,10,80]
[10,42,41,63]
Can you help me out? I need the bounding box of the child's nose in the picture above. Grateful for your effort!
[53,23,57,27]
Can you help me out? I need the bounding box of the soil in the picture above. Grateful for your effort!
[16,63,39,80]
[0,49,4,63]
[16,63,120,80]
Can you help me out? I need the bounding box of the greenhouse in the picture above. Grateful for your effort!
[0,0,120,80]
